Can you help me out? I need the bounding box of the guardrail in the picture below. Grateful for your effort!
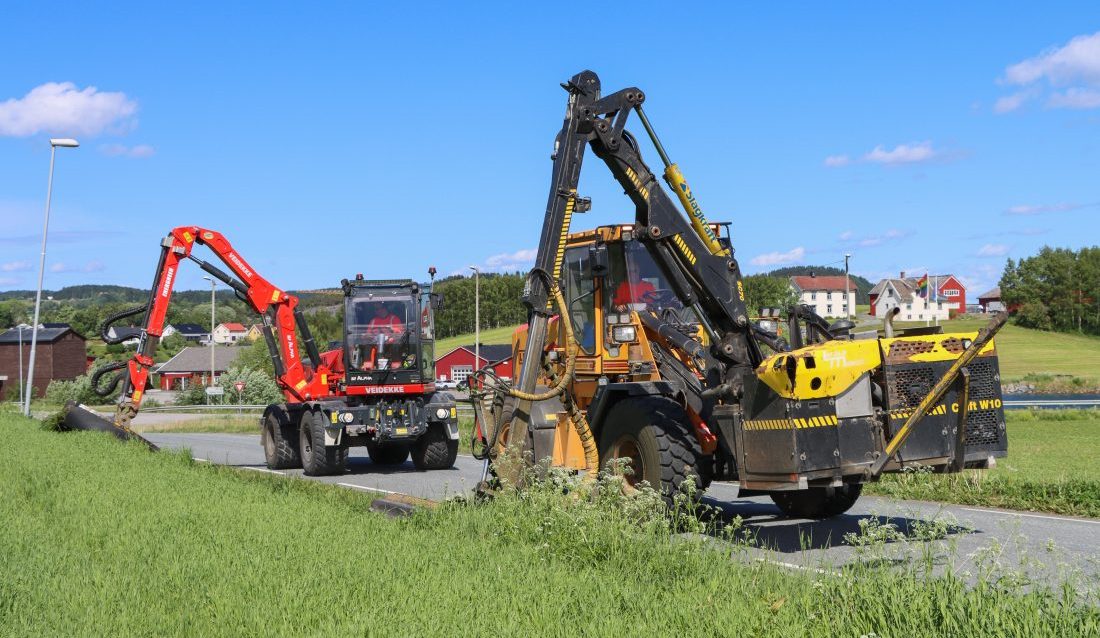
[1003,398,1100,410]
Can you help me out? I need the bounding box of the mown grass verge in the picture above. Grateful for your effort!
[868,410,1100,517]
[2,412,1098,636]
[129,415,261,434]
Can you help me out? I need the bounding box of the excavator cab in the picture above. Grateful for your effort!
[341,276,438,389]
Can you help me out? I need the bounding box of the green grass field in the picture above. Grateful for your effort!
[1,411,1096,636]
[436,324,517,356]
[869,410,1100,517]
[130,415,260,434]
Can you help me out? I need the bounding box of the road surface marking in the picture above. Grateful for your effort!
[192,458,209,463]
[755,557,838,576]
[242,466,285,476]
[959,507,1100,525]
[337,482,394,495]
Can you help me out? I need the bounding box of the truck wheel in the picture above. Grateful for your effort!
[411,423,458,470]
[262,405,301,469]
[299,408,348,476]
[599,396,702,504]
[367,443,410,466]
[770,483,863,519]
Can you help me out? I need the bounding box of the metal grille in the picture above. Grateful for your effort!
[887,366,934,409]
[965,358,998,400]
[965,409,1002,446]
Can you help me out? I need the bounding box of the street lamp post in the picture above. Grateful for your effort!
[202,276,217,402]
[24,138,79,416]
[468,266,480,388]
[844,253,852,320]
[17,325,25,407]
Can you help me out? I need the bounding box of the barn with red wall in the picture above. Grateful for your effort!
[435,344,513,384]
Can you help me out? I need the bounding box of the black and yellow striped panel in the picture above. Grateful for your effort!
[742,414,839,431]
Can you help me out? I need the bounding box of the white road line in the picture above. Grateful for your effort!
[959,507,1100,526]
[337,482,394,495]
[192,458,209,463]
[755,557,838,576]
[241,466,285,476]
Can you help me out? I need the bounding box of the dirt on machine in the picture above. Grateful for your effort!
[471,70,1009,518]
[63,227,459,474]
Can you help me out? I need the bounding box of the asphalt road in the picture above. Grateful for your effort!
[147,432,1100,582]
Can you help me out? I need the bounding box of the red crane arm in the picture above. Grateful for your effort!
[100,226,334,429]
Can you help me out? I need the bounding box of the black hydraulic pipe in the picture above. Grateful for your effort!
[294,308,321,367]
[57,402,160,451]
[262,309,286,378]
[191,256,249,295]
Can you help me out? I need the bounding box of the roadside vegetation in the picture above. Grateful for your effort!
[869,409,1100,517]
[1,411,1096,636]
[129,415,260,434]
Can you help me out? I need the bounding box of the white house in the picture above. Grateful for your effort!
[212,322,248,344]
[869,277,958,321]
[789,275,856,318]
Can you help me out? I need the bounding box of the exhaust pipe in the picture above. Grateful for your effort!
[54,401,160,451]
[883,306,901,338]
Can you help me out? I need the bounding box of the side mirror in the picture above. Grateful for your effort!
[588,243,609,278]
[431,292,444,311]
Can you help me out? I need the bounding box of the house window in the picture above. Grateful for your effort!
[827,291,833,299]
[943,289,960,297]
[810,292,817,300]
[827,304,833,314]
[906,303,912,310]
[451,365,474,383]
[907,314,912,320]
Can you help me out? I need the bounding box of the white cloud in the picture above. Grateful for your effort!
[1004,31,1100,87]
[977,243,1010,257]
[846,228,912,248]
[1004,202,1089,215]
[100,143,155,158]
[0,277,20,287]
[999,31,1100,111]
[49,261,105,274]
[863,141,937,165]
[750,246,805,266]
[823,154,850,168]
[1,260,30,272]
[838,230,853,241]
[1047,88,1100,109]
[994,92,1030,113]
[0,82,138,137]
[476,248,537,272]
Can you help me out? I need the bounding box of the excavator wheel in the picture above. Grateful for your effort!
[299,407,348,476]
[598,396,702,506]
[367,443,410,466]
[411,423,458,470]
[769,483,863,520]
[262,404,301,470]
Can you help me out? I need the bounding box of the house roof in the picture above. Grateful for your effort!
[170,323,209,335]
[790,275,850,292]
[154,346,242,374]
[42,322,71,329]
[438,344,513,364]
[0,326,84,344]
[978,286,1001,300]
[219,323,247,332]
[871,278,918,304]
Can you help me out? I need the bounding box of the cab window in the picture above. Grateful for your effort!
[562,246,596,354]
[606,240,682,315]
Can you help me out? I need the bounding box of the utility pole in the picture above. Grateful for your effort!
[17,325,25,407]
[844,253,852,319]
[203,276,217,402]
[24,138,79,416]
[469,266,480,388]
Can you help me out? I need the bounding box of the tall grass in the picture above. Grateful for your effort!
[1,412,1097,636]
[868,410,1100,516]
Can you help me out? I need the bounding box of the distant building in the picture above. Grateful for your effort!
[978,287,1005,313]
[435,344,513,384]
[163,323,210,343]
[789,275,855,318]
[105,326,142,347]
[869,272,966,320]
[245,324,264,341]
[212,322,248,344]
[0,326,88,399]
[153,346,242,390]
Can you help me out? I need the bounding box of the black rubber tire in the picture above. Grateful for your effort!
[769,483,863,519]
[367,442,410,466]
[598,396,702,505]
[411,423,458,470]
[299,408,348,476]
[262,404,301,470]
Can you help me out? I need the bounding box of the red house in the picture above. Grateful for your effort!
[435,344,513,385]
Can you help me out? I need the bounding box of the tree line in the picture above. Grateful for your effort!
[1001,246,1100,335]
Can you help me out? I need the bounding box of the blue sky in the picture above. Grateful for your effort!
[1,2,1097,296]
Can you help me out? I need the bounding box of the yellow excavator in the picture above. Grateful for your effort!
[472,70,1008,518]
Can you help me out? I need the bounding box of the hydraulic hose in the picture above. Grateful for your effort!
[501,273,577,403]
[100,305,148,344]
[90,360,128,397]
